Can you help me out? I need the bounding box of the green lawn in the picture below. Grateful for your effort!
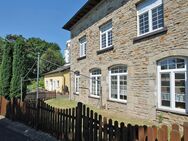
[45,97,77,109]
[45,97,153,126]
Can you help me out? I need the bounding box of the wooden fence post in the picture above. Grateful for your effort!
[170,130,181,141]
[147,127,154,141]
[75,102,82,141]
[120,122,127,141]
[161,125,168,141]
[184,122,188,141]
[138,126,145,141]
[99,115,102,141]
[152,125,157,140]
[114,121,120,141]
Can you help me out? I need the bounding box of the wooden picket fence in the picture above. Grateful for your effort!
[25,90,56,101]
[0,96,188,141]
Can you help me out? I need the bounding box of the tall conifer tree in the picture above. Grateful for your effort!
[1,42,13,99]
[10,37,27,98]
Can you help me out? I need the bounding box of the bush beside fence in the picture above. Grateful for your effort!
[0,96,188,141]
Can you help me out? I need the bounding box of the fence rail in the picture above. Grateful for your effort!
[0,96,187,141]
[25,90,56,101]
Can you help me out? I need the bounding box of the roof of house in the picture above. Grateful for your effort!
[44,64,70,75]
[63,0,102,31]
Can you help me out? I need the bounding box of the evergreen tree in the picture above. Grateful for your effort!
[0,37,4,64]
[10,37,27,98]
[1,42,13,99]
[0,38,4,96]
[0,65,2,96]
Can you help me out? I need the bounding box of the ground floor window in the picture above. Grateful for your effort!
[158,57,188,113]
[90,69,101,97]
[75,72,80,94]
[109,65,127,102]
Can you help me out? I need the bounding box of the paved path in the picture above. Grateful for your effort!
[0,121,30,141]
[0,116,57,141]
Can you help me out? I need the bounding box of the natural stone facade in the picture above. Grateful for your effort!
[66,0,188,125]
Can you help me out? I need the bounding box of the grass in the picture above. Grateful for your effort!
[45,97,77,109]
[45,97,153,126]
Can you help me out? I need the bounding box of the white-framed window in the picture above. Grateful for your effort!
[57,80,60,88]
[158,57,188,113]
[100,21,112,49]
[109,65,127,102]
[46,81,48,89]
[75,72,80,94]
[137,0,164,36]
[79,36,86,57]
[90,69,101,98]
[53,80,56,90]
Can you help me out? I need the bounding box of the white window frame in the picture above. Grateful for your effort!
[137,0,164,36]
[100,21,113,50]
[157,57,188,113]
[53,80,56,90]
[109,66,128,103]
[46,81,48,88]
[75,74,80,94]
[79,36,86,57]
[90,69,101,98]
[57,80,60,88]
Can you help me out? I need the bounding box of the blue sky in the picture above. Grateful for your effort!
[0,0,87,54]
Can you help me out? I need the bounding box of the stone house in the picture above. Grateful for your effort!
[63,0,188,125]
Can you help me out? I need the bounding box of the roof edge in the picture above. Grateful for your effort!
[63,0,102,31]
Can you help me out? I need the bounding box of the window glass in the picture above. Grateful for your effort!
[161,73,171,107]
[158,57,187,112]
[111,76,118,99]
[110,65,127,101]
[152,5,164,30]
[100,21,112,49]
[160,58,185,70]
[119,75,127,100]
[91,69,101,97]
[79,37,86,57]
[175,73,186,109]
[137,0,164,35]
[101,33,106,48]
[139,12,149,34]
[75,73,80,94]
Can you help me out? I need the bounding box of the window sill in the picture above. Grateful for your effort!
[88,95,100,99]
[157,108,188,116]
[133,27,168,43]
[77,56,86,61]
[73,92,79,95]
[96,46,114,55]
[107,99,127,104]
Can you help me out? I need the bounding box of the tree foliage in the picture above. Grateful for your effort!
[0,37,4,95]
[10,36,27,98]
[0,34,64,98]
[40,48,64,73]
[1,41,13,99]
[0,37,4,64]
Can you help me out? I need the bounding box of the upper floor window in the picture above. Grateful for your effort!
[79,36,86,57]
[137,0,164,36]
[75,71,80,94]
[109,65,127,102]
[100,21,112,50]
[90,69,101,97]
[158,57,188,113]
